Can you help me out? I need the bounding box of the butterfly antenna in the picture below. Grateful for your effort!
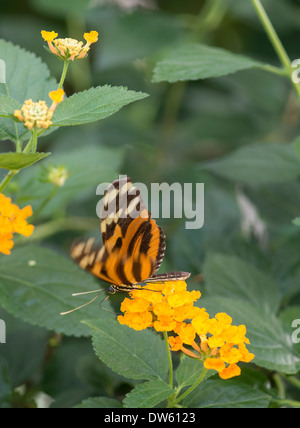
[60,290,105,315]
[72,289,101,296]
[99,294,121,315]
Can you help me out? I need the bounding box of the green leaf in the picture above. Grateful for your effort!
[74,397,123,408]
[0,245,114,338]
[201,296,300,374]
[203,253,282,314]
[16,145,124,217]
[0,39,57,143]
[0,152,50,170]
[0,307,49,388]
[175,357,215,390]
[201,143,300,184]
[152,43,264,83]
[52,86,148,127]
[182,379,271,408]
[123,380,174,408]
[0,94,21,117]
[84,318,169,381]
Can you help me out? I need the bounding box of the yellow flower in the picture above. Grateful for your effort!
[117,311,153,331]
[14,90,64,130]
[153,315,177,332]
[117,279,254,380]
[84,31,99,44]
[41,30,99,61]
[49,88,65,105]
[118,280,199,332]
[218,364,241,380]
[41,30,58,42]
[0,194,34,255]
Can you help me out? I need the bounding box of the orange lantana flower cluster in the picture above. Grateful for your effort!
[0,194,34,255]
[41,30,99,61]
[117,281,254,380]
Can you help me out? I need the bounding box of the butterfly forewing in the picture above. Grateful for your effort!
[71,177,190,292]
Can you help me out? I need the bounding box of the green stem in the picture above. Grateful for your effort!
[172,367,208,407]
[16,138,22,153]
[163,331,173,389]
[272,398,300,408]
[0,170,18,193]
[23,130,36,154]
[282,375,300,390]
[273,373,286,399]
[58,60,70,89]
[250,0,300,98]
[32,127,38,153]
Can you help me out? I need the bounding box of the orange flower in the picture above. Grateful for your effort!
[117,279,254,380]
[0,194,34,255]
[41,30,99,61]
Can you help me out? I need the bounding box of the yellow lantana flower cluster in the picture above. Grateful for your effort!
[41,30,99,61]
[0,194,34,255]
[14,89,64,131]
[117,281,254,380]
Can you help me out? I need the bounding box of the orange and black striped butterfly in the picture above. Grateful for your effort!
[62,177,190,314]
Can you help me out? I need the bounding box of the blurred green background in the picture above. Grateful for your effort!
[1,0,300,408]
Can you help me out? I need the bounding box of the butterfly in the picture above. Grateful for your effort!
[61,177,190,314]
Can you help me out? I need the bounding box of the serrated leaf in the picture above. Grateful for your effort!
[0,245,113,338]
[203,253,282,314]
[201,143,300,184]
[74,397,123,408]
[123,380,174,408]
[183,379,271,408]
[84,318,169,381]
[0,94,21,117]
[0,39,57,143]
[52,85,148,127]
[201,296,300,374]
[152,43,264,83]
[0,152,50,170]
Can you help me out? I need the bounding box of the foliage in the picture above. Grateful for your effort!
[0,0,300,409]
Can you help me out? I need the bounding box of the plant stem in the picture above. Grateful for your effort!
[272,398,300,408]
[250,0,300,98]
[32,127,38,153]
[58,60,70,89]
[282,375,300,390]
[163,331,173,389]
[172,367,208,407]
[0,170,18,193]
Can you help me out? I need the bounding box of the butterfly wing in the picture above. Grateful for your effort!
[99,177,166,278]
[71,177,190,289]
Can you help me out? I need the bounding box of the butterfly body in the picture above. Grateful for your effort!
[71,177,190,294]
